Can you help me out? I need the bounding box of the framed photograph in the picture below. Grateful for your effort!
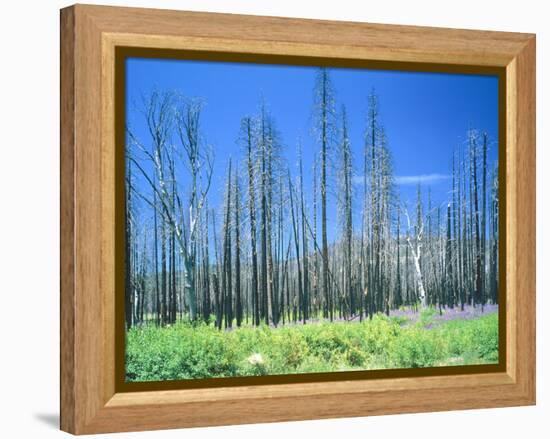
[60,4,536,434]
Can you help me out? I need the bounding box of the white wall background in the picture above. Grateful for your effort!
[0,0,546,437]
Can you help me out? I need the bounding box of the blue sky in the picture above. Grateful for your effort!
[126,57,498,240]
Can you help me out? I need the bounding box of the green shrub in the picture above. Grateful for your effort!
[125,311,499,381]
[388,327,445,368]
[418,306,437,328]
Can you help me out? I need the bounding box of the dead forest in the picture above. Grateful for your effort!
[124,68,499,330]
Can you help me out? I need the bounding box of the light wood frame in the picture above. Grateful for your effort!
[60,4,536,434]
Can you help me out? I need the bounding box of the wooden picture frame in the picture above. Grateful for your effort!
[60,4,536,434]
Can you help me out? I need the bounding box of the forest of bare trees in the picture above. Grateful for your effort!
[124,68,499,330]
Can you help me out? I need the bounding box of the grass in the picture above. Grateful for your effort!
[126,308,499,382]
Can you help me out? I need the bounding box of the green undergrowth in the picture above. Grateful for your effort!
[126,310,498,382]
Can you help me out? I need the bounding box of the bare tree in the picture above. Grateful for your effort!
[234,168,243,326]
[313,68,337,321]
[338,106,353,317]
[124,79,499,332]
[298,142,310,322]
[403,196,427,308]
[127,91,213,324]
[241,117,260,326]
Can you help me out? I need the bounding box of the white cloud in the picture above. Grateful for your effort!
[352,173,451,186]
[395,173,451,185]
